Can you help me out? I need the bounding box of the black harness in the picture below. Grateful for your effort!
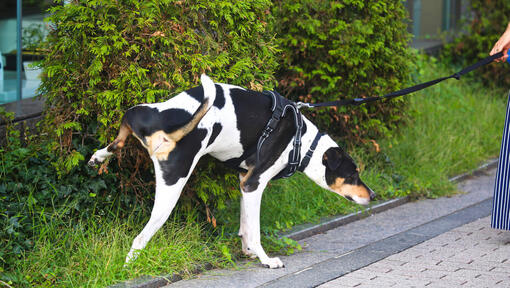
[223,90,322,179]
[259,91,322,180]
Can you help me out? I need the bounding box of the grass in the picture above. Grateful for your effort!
[6,210,232,287]
[3,54,508,287]
[380,56,506,198]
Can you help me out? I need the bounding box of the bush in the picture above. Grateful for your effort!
[38,0,413,216]
[40,0,279,209]
[0,109,140,272]
[273,0,413,142]
[442,0,510,86]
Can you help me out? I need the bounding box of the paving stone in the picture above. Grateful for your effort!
[324,216,510,288]
[322,275,364,287]
[492,266,510,273]
[360,262,393,274]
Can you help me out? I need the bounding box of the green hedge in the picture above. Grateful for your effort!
[273,0,413,141]
[40,0,278,209]
[443,0,510,86]
[42,0,277,144]
[38,0,412,211]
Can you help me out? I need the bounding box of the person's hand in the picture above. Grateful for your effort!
[491,22,510,62]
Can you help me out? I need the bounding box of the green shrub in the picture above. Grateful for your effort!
[0,109,143,271]
[442,0,510,86]
[39,0,413,217]
[40,0,278,209]
[273,0,413,142]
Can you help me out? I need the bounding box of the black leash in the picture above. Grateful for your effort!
[297,51,504,109]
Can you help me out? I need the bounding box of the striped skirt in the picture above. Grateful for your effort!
[492,91,510,231]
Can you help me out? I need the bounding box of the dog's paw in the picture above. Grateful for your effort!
[87,157,101,168]
[88,148,113,168]
[262,257,284,269]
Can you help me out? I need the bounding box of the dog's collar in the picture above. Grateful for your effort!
[298,131,323,173]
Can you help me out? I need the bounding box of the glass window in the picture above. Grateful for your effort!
[405,0,469,51]
[0,0,50,106]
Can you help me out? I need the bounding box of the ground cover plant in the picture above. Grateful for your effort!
[2,55,506,287]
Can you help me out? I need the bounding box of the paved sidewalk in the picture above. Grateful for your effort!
[320,217,510,288]
[163,168,500,288]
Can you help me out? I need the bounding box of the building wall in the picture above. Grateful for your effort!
[421,0,444,37]
[405,0,469,39]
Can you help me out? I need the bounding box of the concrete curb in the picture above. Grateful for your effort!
[448,158,498,183]
[281,197,409,241]
[112,158,498,288]
[110,264,212,288]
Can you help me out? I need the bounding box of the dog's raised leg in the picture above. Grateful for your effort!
[125,160,187,264]
[239,176,284,268]
[88,123,132,166]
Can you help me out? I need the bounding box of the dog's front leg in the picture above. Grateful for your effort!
[125,161,186,264]
[239,179,284,269]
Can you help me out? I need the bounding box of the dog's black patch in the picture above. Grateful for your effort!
[159,128,208,186]
[124,106,193,144]
[323,147,359,186]
[207,123,222,147]
[227,88,296,191]
[301,121,308,139]
[186,85,205,103]
[214,84,225,109]
[230,88,273,153]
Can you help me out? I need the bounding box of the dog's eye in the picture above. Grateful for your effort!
[346,172,358,181]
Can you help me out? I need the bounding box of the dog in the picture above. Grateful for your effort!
[88,74,375,268]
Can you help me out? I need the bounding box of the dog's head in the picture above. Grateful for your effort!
[322,147,375,205]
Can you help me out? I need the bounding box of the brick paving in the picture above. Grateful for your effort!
[319,217,510,288]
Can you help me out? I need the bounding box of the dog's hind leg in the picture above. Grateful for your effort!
[239,174,284,268]
[125,159,187,264]
[88,123,132,166]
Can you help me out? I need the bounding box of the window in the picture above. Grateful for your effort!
[0,0,50,107]
[405,0,470,51]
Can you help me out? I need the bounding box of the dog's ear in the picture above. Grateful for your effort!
[322,148,343,171]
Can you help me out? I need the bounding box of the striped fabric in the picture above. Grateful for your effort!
[492,92,510,231]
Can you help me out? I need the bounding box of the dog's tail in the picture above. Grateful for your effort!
[168,74,216,142]
[200,73,216,111]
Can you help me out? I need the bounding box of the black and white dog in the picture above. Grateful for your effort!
[88,75,375,268]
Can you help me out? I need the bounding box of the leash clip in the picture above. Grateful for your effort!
[296,102,311,109]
